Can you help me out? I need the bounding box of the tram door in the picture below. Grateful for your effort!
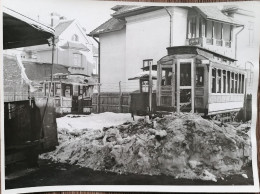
[177,59,194,113]
[158,63,175,108]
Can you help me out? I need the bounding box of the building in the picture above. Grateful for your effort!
[89,5,257,93]
[24,15,98,78]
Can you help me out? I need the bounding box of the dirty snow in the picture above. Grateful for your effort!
[41,112,252,182]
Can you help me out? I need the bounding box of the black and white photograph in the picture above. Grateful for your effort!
[1,0,260,193]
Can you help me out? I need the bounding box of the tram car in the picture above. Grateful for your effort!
[156,46,247,117]
[130,46,249,120]
[43,73,94,116]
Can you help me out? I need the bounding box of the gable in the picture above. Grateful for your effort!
[58,21,90,45]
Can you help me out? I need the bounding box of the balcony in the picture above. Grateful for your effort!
[186,37,233,57]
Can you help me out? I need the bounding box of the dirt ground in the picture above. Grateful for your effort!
[5,159,253,190]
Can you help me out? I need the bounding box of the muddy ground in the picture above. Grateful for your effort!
[5,159,253,190]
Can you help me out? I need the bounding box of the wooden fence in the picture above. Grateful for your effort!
[92,92,131,113]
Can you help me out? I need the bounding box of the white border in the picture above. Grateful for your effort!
[1,0,260,193]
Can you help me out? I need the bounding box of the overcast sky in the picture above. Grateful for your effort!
[3,0,117,33]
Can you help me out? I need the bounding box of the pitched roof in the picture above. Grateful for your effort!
[89,17,126,37]
[112,5,147,16]
[195,6,242,26]
[54,20,74,36]
[23,61,69,81]
[112,5,162,19]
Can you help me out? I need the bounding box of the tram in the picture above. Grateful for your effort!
[43,73,94,116]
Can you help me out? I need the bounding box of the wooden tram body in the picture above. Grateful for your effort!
[43,74,94,116]
[156,46,247,116]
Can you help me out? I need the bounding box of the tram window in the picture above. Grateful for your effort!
[223,70,226,93]
[79,86,83,95]
[45,83,49,96]
[55,83,61,96]
[238,74,241,93]
[64,85,72,97]
[231,72,234,93]
[242,74,245,93]
[161,68,172,86]
[235,74,238,93]
[212,68,216,93]
[196,67,204,87]
[73,85,78,96]
[227,71,230,93]
[217,69,222,93]
[180,63,191,86]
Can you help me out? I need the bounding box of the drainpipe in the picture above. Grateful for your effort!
[91,35,101,113]
[164,7,173,47]
[235,25,245,59]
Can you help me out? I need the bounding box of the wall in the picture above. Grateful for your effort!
[99,29,126,92]
[4,55,29,102]
[124,7,188,92]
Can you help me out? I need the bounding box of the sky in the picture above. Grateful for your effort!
[3,0,117,33]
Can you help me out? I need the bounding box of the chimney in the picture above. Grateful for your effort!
[51,12,60,27]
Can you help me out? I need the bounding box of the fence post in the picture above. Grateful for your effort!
[119,81,122,113]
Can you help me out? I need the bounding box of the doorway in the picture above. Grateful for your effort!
[177,59,194,113]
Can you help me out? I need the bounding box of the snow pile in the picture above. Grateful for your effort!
[57,112,141,132]
[41,113,251,181]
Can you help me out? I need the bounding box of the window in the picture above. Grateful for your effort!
[180,63,191,86]
[238,74,241,93]
[214,22,222,40]
[223,24,231,42]
[206,20,213,39]
[64,85,72,97]
[231,72,234,93]
[143,59,153,70]
[217,69,222,93]
[190,17,197,38]
[235,73,238,93]
[196,67,204,87]
[73,53,82,66]
[227,71,230,93]
[55,83,61,96]
[223,70,226,93]
[211,68,216,93]
[72,34,79,41]
[161,68,172,86]
[241,74,245,93]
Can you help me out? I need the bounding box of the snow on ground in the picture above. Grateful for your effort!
[57,112,142,132]
[42,112,252,182]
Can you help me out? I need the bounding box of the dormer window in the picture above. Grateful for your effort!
[72,34,79,42]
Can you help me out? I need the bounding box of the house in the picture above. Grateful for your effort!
[89,5,257,93]
[23,15,98,78]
